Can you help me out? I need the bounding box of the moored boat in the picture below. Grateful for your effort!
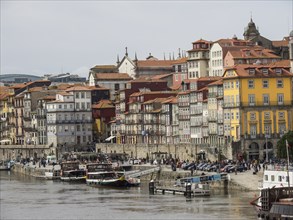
[0,160,13,171]
[86,163,140,187]
[60,161,86,183]
[250,164,293,218]
[45,169,61,180]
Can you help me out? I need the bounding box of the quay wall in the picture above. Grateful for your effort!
[11,163,54,178]
[0,143,219,162]
[0,144,53,161]
[96,143,218,162]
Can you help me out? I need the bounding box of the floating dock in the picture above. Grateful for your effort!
[155,186,210,197]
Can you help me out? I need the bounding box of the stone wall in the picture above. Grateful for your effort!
[0,144,54,161]
[96,143,218,162]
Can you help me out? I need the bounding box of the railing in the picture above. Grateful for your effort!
[47,119,93,124]
[224,100,293,108]
[208,117,217,122]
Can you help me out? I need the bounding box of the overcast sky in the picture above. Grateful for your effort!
[1,1,292,78]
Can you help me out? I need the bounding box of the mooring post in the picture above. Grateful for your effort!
[185,182,192,198]
[149,179,155,195]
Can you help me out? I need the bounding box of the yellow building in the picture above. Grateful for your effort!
[223,60,293,160]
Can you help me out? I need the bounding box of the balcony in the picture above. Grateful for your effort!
[224,101,293,108]
[36,115,46,119]
[208,117,217,122]
[178,115,190,120]
[209,130,217,135]
[223,102,240,108]
[23,116,31,121]
[178,102,190,107]
[47,119,93,124]
[23,127,37,132]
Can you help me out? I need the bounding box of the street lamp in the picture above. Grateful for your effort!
[265,133,269,163]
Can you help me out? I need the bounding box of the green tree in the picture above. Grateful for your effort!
[276,130,293,160]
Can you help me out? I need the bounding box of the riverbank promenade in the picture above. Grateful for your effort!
[138,163,263,191]
[14,162,263,191]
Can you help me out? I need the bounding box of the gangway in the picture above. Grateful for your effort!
[125,166,161,178]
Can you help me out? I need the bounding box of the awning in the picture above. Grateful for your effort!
[0,139,11,143]
[105,136,116,141]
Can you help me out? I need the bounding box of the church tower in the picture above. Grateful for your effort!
[243,17,260,41]
[290,30,293,72]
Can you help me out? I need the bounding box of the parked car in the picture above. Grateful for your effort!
[220,165,234,173]
[227,165,247,173]
[183,162,196,170]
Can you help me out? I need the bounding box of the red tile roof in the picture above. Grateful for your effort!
[65,86,92,91]
[136,60,175,68]
[95,73,132,80]
[92,100,114,109]
[224,62,292,78]
[272,39,289,47]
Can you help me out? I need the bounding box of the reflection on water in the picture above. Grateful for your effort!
[0,172,258,220]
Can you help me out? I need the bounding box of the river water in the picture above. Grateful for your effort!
[0,171,259,220]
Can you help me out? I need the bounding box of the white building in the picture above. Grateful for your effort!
[46,86,93,151]
[209,37,253,77]
[187,39,211,79]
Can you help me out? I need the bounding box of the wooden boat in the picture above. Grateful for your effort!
[86,163,140,187]
[60,161,86,183]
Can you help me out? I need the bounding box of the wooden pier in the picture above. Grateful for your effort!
[149,180,211,197]
[154,186,210,197]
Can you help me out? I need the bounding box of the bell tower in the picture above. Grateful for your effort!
[289,30,293,72]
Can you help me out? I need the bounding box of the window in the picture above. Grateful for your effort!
[248,69,255,75]
[75,92,79,98]
[236,81,239,88]
[231,82,234,88]
[248,94,255,106]
[278,111,285,119]
[263,94,269,105]
[262,68,269,75]
[250,112,256,120]
[236,112,239,120]
[278,176,282,182]
[277,94,284,105]
[81,92,85,99]
[250,125,257,138]
[264,112,270,120]
[114,84,120,91]
[263,80,269,88]
[248,80,254,89]
[77,125,80,131]
[271,175,275,182]
[76,103,80,109]
[59,105,62,109]
[275,68,282,75]
[277,79,283,88]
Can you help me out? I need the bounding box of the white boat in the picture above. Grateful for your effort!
[250,164,293,219]
[258,164,293,190]
[45,169,61,180]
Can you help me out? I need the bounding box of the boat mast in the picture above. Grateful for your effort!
[286,139,290,188]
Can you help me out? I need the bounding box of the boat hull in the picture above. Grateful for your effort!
[86,178,139,188]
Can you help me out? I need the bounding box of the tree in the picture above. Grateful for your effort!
[276,130,293,160]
